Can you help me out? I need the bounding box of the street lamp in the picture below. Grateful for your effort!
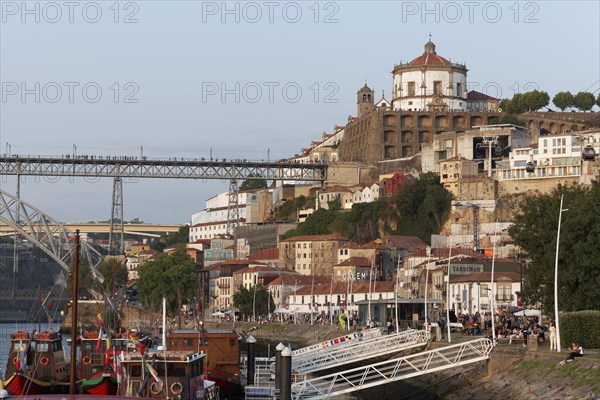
[252,279,256,322]
[446,245,452,343]
[554,195,568,352]
[490,220,498,344]
[424,247,432,328]
[394,256,401,332]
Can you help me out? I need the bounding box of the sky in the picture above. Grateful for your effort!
[1,0,599,224]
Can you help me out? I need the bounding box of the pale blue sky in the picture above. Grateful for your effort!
[1,1,599,223]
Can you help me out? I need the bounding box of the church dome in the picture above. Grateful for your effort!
[409,40,450,67]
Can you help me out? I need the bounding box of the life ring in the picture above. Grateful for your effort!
[171,382,183,394]
[40,356,49,366]
[150,381,163,395]
[82,356,91,365]
[13,357,19,365]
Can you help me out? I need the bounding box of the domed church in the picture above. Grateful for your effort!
[391,38,468,112]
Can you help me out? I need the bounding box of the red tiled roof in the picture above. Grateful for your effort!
[266,274,329,286]
[450,271,520,283]
[218,259,266,266]
[249,248,279,260]
[281,234,349,242]
[409,53,450,67]
[384,235,428,250]
[233,266,281,274]
[336,257,371,267]
[320,185,352,194]
[467,90,499,101]
[293,281,395,295]
[408,247,484,260]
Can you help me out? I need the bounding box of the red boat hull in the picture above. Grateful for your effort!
[207,369,243,398]
[82,372,119,396]
[4,372,53,395]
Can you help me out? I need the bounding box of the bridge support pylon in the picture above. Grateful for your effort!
[108,177,124,255]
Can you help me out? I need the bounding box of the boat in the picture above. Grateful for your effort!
[168,328,243,399]
[76,327,154,395]
[118,349,219,400]
[3,331,69,395]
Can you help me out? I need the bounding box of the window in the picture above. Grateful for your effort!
[456,82,462,96]
[407,81,415,96]
[433,81,442,95]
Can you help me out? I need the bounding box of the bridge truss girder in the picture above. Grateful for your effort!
[0,189,104,287]
[0,157,327,181]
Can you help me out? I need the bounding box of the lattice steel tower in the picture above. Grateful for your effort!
[108,177,124,255]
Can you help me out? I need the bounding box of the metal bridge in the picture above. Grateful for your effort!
[0,155,327,253]
[0,190,104,291]
[0,222,181,236]
[0,155,327,181]
[292,329,429,374]
[290,338,493,400]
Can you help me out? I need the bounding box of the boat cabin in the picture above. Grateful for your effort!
[168,329,243,398]
[28,331,68,384]
[119,350,208,399]
[168,329,241,379]
[4,331,31,379]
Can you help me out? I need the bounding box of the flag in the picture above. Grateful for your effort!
[106,296,116,310]
[96,328,103,352]
[144,359,162,385]
[125,377,133,397]
[97,311,105,328]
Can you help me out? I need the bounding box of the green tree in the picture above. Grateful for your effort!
[498,114,523,126]
[336,201,384,244]
[151,225,189,251]
[508,183,600,314]
[596,93,600,108]
[327,198,342,211]
[390,172,452,243]
[501,94,526,114]
[232,285,274,317]
[67,257,100,299]
[137,247,198,312]
[573,91,596,112]
[521,90,550,112]
[295,195,307,210]
[97,257,128,295]
[283,208,337,239]
[239,174,268,191]
[552,91,574,111]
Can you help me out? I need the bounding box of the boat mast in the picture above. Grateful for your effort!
[162,297,167,349]
[69,230,81,394]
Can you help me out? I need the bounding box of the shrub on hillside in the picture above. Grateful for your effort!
[559,310,600,349]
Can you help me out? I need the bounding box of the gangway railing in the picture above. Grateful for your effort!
[292,328,382,358]
[292,329,429,374]
[291,338,493,400]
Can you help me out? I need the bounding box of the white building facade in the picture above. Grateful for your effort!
[392,40,468,112]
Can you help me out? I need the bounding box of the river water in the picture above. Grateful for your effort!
[0,322,73,375]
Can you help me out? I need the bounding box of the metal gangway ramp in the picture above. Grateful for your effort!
[292,329,429,374]
[291,338,493,400]
[292,329,382,358]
